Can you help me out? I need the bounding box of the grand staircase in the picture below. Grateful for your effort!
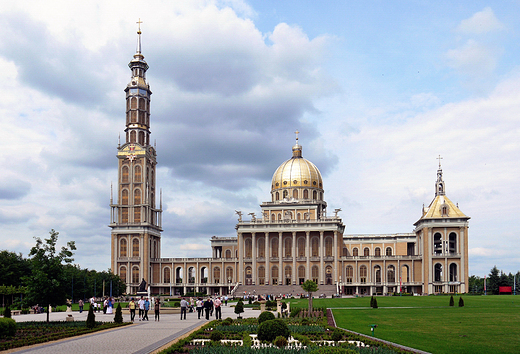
[233,284,337,298]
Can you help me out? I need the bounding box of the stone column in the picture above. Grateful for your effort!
[278,232,283,286]
[238,232,243,284]
[319,231,324,284]
[266,232,270,284]
[334,231,338,283]
[292,231,297,285]
[306,231,310,280]
[252,232,256,285]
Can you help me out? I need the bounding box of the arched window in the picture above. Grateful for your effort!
[132,238,139,257]
[449,263,457,282]
[271,214,275,222]
[434,263,443,282]
[303,189,309,199]
[272,238,279,257]
[284,265,292,285]
[387,265,395,283]
[132,266,139,283]
[283,190,288,198]
[134,165,141,183]
[119,266,127,283]
[449,233,457,254]
[130,130,136,143]
[364,247,370,256]
[275,192,279,201]
[278,213,282,221]
[346,265,353,284]
[284,237,292,257]
[121,189,129,205]
[298,266,305,284]
[434,233,442,255]
[311,237,319,257]
[258,266,265,285]
[258,238,265,258]
[176,267,183,283]
[271,266,279,285]
[226,267,234,283]
[293,189,298,198]
[343,248,349,257]
[163,267,171,283]
[313,191,317,200]
[245,238,252,258]
[188,267,195,283]
[312,265,319,283]
[120,239,127,257]
[375,247,381,257]
[386,247,392,256]
[121,208,128,223]
[298,237,305,257]
[401,265,410,282]
[138,131,145,145]
[325,265,333,285]
[122,166,129,183]
[201,267,208,283]
[374,265,381,283]
[213,267,220,284]
[131,97,137,109]
[225,249,231,259]
[134,189,141,222]
[360,265,367,283]
[325,237,333,257]
[353,248,359,257]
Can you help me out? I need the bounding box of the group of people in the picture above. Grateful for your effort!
[77,297,115,314]
[128,296,161,322]
[180,296,225,320]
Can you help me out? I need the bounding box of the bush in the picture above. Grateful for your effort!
[114,303,123,323]
[370,296,374,308]
[248,297,252,304]
[459,297,465,307]
[86,304,96,329]
[257,319,290,342]
[210,330,223,342]
[234,300,244,318]
[222,317,233,326]
[290,307,301,318]
[3,305,11,319]
[258,311,275,324]
[0,318,17,338]
[274,335,288,348]
[301,317,310,325]
[331,328,344,342]
[372,297,378,309]
[449,295,454,307]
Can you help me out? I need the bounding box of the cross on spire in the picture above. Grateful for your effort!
[136,18,143,34]
[295,130,299,143]
[437,155,443,168]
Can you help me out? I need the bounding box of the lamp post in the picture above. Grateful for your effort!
[228,277,231,295]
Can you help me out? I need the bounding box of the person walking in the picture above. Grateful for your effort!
[180,297,188,320]
[128,298,136,322]
[204,297,211,320]
[209,298,214,316]
[78,299,84,313]
[196,298,203,319]
[154,298,160,321]
[143,298,150,321]
[138,296,145,321]
[214,296,222,320]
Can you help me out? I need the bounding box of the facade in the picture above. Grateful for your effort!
[110,29,470,296]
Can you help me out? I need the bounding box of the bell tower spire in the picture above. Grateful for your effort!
[435,155,445,196]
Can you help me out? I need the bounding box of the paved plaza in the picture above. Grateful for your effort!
[8,304,259,354]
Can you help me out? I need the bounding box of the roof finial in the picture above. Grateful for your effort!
[437,154,443,169]
[295,130,299,144]
[136,18,143,54]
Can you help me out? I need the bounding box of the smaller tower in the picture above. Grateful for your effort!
[435,155,445,196]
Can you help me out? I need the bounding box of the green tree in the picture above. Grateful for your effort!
[301,280,318,315]
[0,250,31,288]
[488,266,500,295]
[86,303,96,328]
[234,299,244,318]
[114,303,123,323]
[23,230,76,322]
[449,295,454,306]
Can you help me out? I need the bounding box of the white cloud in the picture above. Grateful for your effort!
[180,244,209,251]
[456,7,505,35]
[446,39,497,77]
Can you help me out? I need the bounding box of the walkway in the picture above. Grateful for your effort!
[8,305,259,354]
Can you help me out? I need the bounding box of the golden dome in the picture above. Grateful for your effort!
[271,143,323,193]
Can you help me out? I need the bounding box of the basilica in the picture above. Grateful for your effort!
[110,28,470,297]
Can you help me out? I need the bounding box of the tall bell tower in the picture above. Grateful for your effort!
[110,21,162,294]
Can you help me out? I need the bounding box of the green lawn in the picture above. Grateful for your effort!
[289,295,520,354]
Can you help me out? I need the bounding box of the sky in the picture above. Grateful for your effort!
[0,0,519,277]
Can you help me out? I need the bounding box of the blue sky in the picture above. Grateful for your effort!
[0,0,518,277]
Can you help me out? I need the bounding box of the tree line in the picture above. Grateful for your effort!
[0,230,125,315]
[469,266,520,295]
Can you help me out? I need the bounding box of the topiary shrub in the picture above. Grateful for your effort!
[372,297,378,309]
[301,317,310,325]
[0,318,17,338]
[248,297,252,304]
[370,296,374,308]
[114,303,123,323]
[309,347,357,354]
[234,300,244,318]
[331,328,343,342]
[274,335,288,348]
[3,305,11,319]
[258,311,276,324]
[86,303,96,329]
[210,330,223,342]
[257,319,290,342]
[290,307,301,318]
[459,297,464,307]
[449,295,454,307]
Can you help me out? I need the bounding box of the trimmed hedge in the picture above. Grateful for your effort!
[257,319,290,342]
[258,311,276,324]
[0,318,17,338]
